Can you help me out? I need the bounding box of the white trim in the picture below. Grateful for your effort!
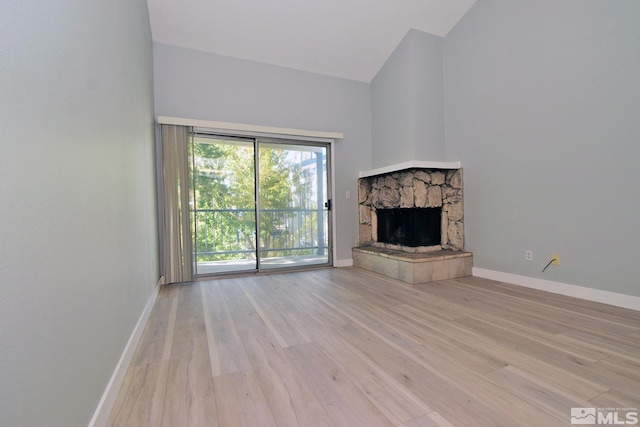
[335,258,354,267]
[88,277,163,427]
[157,116,343,140]
[359,160,461,178]
[473,268,640,312]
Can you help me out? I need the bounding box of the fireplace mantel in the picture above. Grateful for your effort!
[359,160,461,178]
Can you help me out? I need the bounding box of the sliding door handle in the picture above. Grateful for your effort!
[324,199,332,211]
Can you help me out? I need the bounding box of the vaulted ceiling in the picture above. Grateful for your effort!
[146,0,477,82]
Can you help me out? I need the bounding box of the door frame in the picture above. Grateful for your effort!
[190,130,335,277]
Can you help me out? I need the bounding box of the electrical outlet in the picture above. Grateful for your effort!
[525,250,533,261]
[552,254,560,265]
[346,191,351,199]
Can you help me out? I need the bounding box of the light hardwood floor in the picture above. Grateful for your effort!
[107,268,640,426]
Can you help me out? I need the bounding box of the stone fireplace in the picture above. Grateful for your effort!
[353,162,472,284]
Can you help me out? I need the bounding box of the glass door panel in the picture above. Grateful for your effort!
[257,141,331,270]
[190,136,257,275]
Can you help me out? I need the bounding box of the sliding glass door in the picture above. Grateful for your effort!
[190,133,331,276]
[258,141,330,270]
[190,136,257,275]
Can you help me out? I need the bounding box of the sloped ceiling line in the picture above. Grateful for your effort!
[146,0,476,82]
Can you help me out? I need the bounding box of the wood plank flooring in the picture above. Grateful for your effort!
[107,268,640,426]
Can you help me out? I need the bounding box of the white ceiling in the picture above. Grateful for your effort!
[146,0,477,82]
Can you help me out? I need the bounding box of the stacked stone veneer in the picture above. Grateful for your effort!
[358,168,464,252]
[354,167,471,284]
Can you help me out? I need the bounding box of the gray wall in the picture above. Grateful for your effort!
[153,43,372,261]
[0,1,158,425]
[445,0,640,295]
[371,29,445,167]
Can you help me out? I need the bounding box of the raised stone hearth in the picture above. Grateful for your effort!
[353,246,472,284]
[353,164,472,284]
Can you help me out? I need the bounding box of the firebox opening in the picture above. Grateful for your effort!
[376,207,441,247]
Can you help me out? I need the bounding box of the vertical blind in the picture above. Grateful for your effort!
[160,124,193,283]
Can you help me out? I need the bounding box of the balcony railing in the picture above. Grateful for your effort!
[192,208,328,261]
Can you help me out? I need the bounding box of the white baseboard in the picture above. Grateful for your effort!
[473,267,640,312]
[88,277,163,427]
[334,258,353,267]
